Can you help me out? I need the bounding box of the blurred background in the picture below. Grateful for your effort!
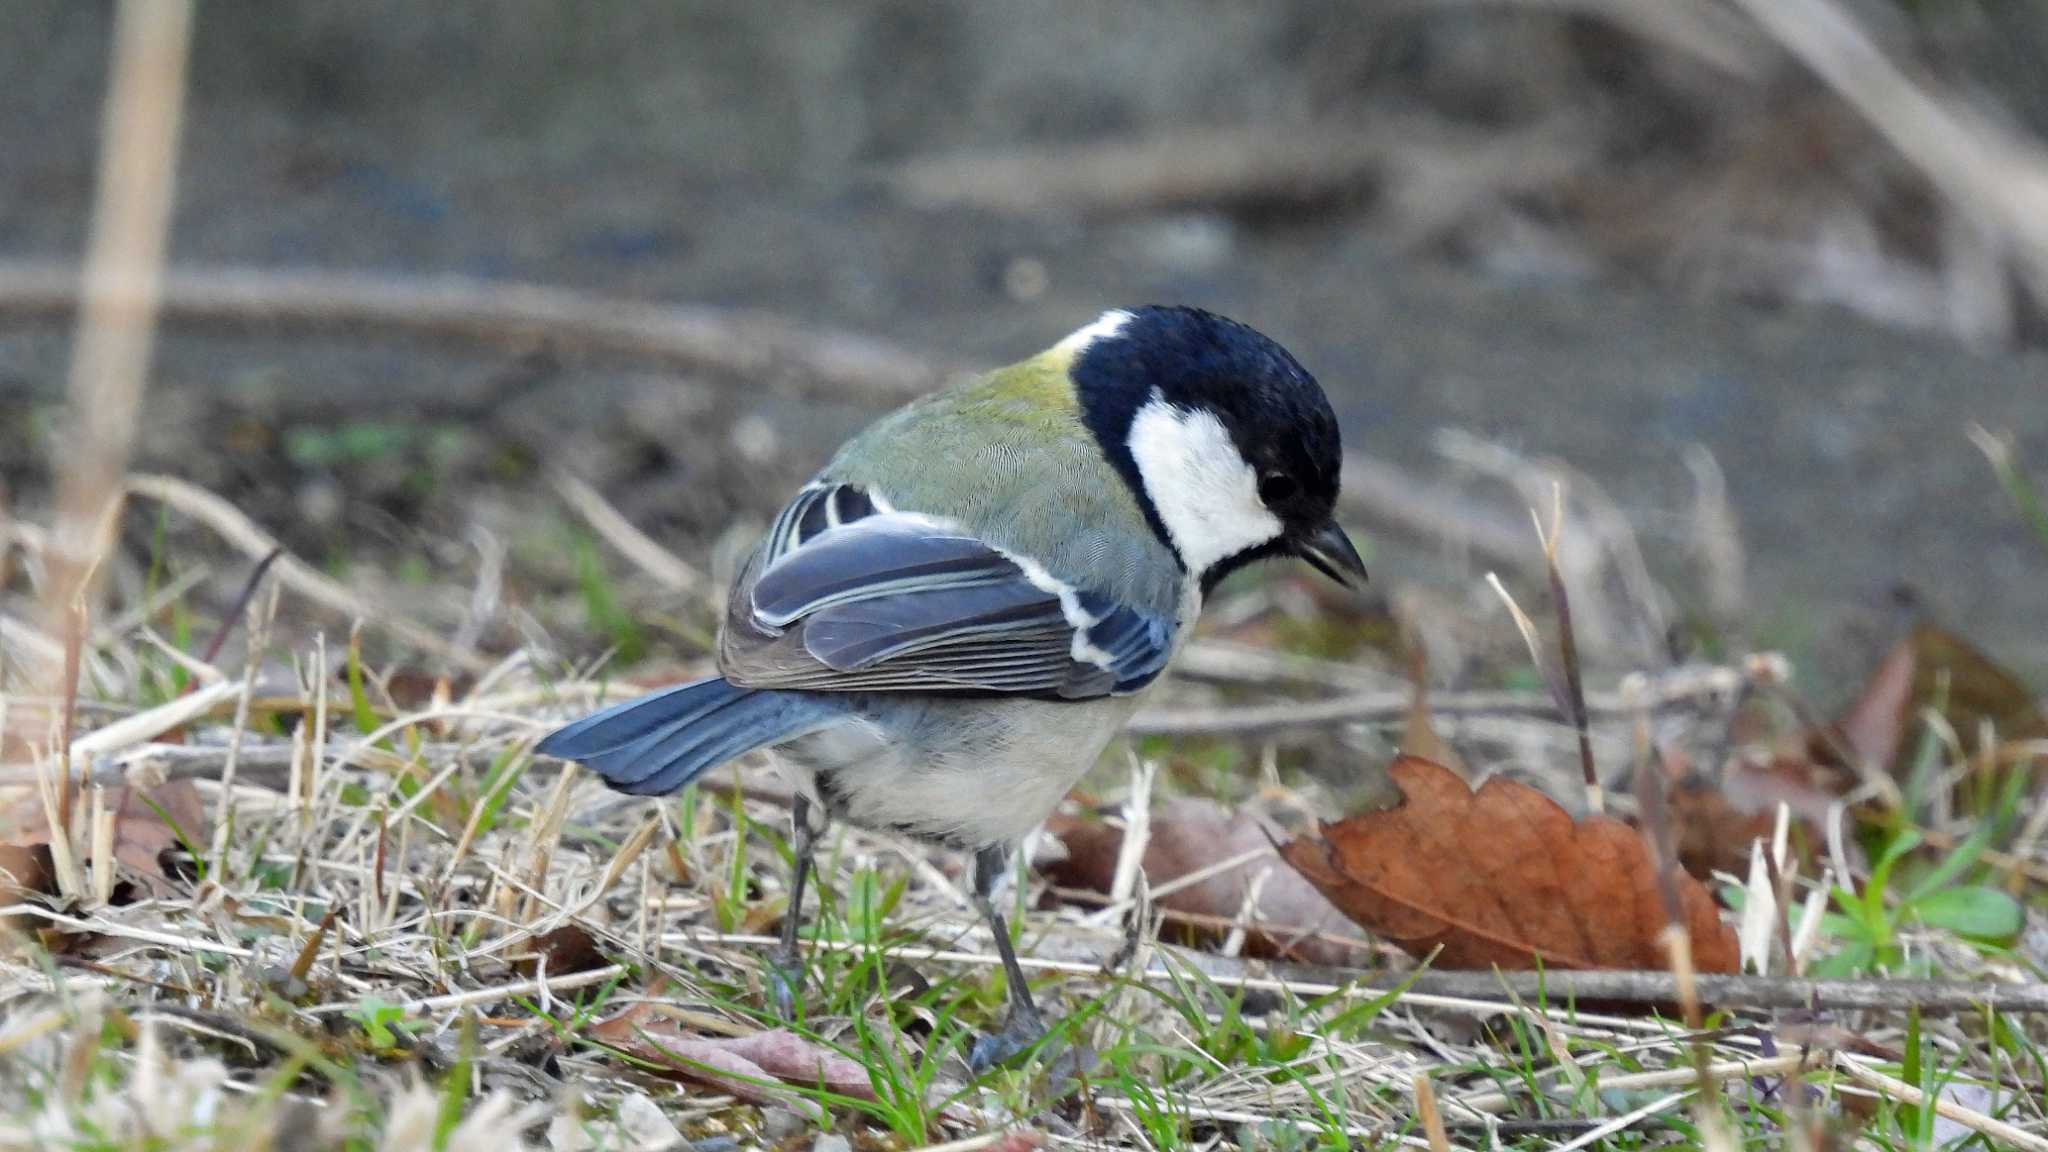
[3,0,2046,698]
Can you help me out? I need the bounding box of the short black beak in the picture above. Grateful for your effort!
[1297,519,1368,589]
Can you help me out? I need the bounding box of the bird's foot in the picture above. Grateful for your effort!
[967,1009,1097,1081]
[766,951,805,1023]
[967,1008,1044,1073]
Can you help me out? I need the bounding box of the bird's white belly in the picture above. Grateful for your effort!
[773,695,1142,848]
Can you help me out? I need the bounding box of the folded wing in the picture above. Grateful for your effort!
[725,485,1174,700]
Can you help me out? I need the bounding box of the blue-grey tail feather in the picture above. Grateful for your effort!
[536,677,841,796]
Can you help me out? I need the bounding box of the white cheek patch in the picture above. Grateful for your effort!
[1126,394,1283,575]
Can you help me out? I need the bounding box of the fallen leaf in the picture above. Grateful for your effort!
[0,779,209,900]
[1828,629,1920,773]
[1668,778,1778,882]
[1043,798,1375,966]
[377,668,476,712]
[1819,623,2047,776]
[1668,742,1844,880]
[107,781,209,886]
[1664,620,2048,881]
[1666,622,2044,883]
[737,898,786,937]
[590,1007,882,1120]
[0,843,52,904]
[510,924,609,978]
[1400,639,1467,779]
[1280,756,1739,972]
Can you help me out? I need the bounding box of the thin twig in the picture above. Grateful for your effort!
[1399,968,2048,1013]
[1545,1090,1692,1152]
[690,930,2048,1014]
[300,964,628,1017]
[0,904,252,957]
[1089,1093,1471,1152]
[1836,1054,2048,1152]
[122,473,485,670]
[39,0,192,637]
[0,261,957,405]
[1725,0,2048,301]
[194,547,284,670]
[1129,665,1744,737]
[1535,486,1601,812]
[1458,1056,1812,1114]
[549,469,705,596]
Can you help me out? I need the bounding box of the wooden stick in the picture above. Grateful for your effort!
[1836,1054,2048,1152]
[548,468,705,596]
[0,260,955,405]
[1128,666,1743,737]
[40,0,192,638]
[694,928,2048,1015]
[1296,966,2048,1015]
[1725,0,2048,300]
[123,473,484,670]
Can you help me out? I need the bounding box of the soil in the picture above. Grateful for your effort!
[3,1,2044,695]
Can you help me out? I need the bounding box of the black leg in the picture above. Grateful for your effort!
[769,795,819,1020]
[967,843,1047,1070]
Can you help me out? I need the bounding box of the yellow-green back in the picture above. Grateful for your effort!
[815,350,1184,616]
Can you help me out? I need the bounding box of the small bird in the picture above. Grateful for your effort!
[537,306,1364,1068]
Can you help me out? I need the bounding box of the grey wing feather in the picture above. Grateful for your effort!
[802,582,1068,669]
[758,483,883,567]
[753,516,1019,627]
[724,485,1173,700]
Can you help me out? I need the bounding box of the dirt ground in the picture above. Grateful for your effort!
[3,1,2047,690]
[6,9,2048,1150]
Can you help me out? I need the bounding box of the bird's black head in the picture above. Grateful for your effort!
[1065,306,1366,593]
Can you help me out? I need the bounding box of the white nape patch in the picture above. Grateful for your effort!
[1052,309,1135,358]
[1126,393,1283,575]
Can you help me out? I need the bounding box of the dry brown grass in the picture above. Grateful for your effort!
[0,460,2043,1150]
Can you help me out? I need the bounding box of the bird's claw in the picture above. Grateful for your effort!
[967,1011,1098,1084]
[767,952,805,1022]
[967,1010,1044,1073]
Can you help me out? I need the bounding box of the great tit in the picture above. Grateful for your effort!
[538,305,1365,1068]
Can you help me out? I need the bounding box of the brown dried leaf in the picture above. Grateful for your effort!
[1828,630,1920,773]
[0,779,209,899]
[1664,624,2038,881]
[1400,641,1467,779]
[0,843,52,904]
[1820,623,2047,775]
[1663,621,2042,881]
[1280,756,1738,972]
[107,781,208,886]
[379,668,475,711]
[509,924,608,978]
[1669,741,1844,880]
[1669,779,1778,881]
[590,1007,882,1120]
[1043,798,1374,966]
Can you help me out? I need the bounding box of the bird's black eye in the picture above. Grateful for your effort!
[1257,472,1298,506]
